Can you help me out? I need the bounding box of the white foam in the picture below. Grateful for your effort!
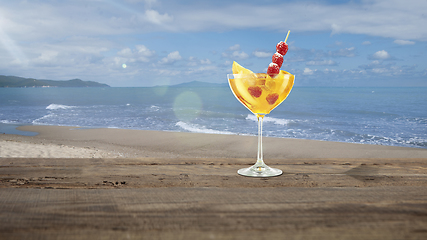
[176,121,234,135]
[246,114,290,125]
[32,113,55,124]
[46,104,75,110]
[150,105,160,111]
[0,120,17,124]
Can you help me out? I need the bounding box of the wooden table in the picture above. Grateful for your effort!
[1,157,427,239]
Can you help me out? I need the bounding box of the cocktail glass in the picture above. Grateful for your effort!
[228,71,294,177]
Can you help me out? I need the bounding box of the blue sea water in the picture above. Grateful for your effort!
[0,85,426,149]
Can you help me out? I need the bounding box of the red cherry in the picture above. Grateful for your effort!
[248,86,262,98]
[267,62,280,78]
[266,93,279,105]
[276,41,288,56]
[272,52,283,68]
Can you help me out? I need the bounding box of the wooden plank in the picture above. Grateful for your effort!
[1,187,427,240]
[1,157,427,239]
[1,158,427,188]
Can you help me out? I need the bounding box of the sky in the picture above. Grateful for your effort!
[0,0,426,87]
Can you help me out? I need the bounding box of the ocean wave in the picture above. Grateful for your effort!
[357,134,427,148]
[0,119,19,124]
[246,114,291,125]
[150,105,160,111]
[32,113,56,124]
[46,104,75,110]
[176,121,235,135]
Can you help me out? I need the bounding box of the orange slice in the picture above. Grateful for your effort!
[232,61,253,75]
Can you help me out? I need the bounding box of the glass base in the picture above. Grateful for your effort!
[237,163,283,177]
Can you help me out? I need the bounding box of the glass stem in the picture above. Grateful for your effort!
[257,114,265,165]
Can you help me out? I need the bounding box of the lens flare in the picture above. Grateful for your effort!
[0,27,28,65]
[173,91,202,122]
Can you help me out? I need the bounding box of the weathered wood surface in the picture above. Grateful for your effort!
[1,157,427,240]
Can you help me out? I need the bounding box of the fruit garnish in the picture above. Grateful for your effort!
[248,86,262,98]
[267,30,290,78]
[266,93,279,105]
[272,52,283,68]
[232,61,253,75]
[267,63,280,78]
[276,42,288,56]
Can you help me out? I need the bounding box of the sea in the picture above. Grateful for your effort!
[1,84,426,149]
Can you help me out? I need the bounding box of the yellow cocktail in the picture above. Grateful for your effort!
[227,62,295,177]
[228,31,294,177]
[229,61,294,116]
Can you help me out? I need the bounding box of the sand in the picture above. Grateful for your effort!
[1,125,426,159]
[0,138,116,158]
[1,125,427,240]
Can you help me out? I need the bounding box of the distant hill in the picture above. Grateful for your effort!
[0,75,110,88]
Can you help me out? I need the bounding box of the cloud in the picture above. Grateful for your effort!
[253,51,272,58]
[0,27,29,65]
[303,68,315,75]
[286,47,325,63]
[118,48,132,57]
[329,47,355,57]
[200,58,211,64]
[136,45,156,58]
[228,44,241,51]
[370,50,391,60]
[33,50,59,65]
[125,0,157,7]
[2,0,427,41]
[371,68,388,74]
[323,68,338,73]
[362,41,371,45]
[358,60,419,77]
[158,68,181,76]
[117,45,155,63]
[186,65,217,75]
[394,39,415,45]
[230,51,249,59]
[288,46,354,65]
[222,44,249,60]
[159,51,182,64]
[306,60,337,66]
[359,60,384,71]
[168,0,427,40]
[187,57,212,66]
[144,9,173,25]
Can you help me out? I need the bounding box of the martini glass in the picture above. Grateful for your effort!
[228,71,294,177]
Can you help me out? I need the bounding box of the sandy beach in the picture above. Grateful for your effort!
[2,125,427,159]
[1,125,427,239]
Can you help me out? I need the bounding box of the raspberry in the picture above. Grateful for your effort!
[272,52,283,68]
[248,86,262,98]
[267,62,280,78]
[276,41,288,56]
[266,93,279,105]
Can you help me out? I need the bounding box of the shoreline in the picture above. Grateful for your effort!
[1,124,426,159]
[2,121,425,150]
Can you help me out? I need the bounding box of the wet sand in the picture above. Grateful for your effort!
[1,125,427,239]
